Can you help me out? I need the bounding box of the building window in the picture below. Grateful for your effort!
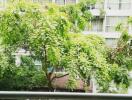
[87,17,103,32]
[90,2,104,9]
[107,0,131,10]
[107,0,119,10]
[66,0,76,4]
[105,38,118,48]
[0,0,5,8]
[32,0,52,4]
[120,0,131,9]
[91,18,103,32]
[105,16,127,32]
[34,60,42,70]
[55,0,65,5]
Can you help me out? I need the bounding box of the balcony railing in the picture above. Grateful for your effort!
[0,91,132,100]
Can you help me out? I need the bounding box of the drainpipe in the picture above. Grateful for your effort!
[128,71,132,94]
[103,0,107,32]
[91,75,97,93]
[15,55,21,66]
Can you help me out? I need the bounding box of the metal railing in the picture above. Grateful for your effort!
[0,91,132,100]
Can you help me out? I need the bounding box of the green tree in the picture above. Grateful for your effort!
[0,0,70,90]
[0,0,97,91]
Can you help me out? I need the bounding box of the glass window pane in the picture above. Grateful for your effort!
[121,3,131,9]
[106,16,127,32]
[106,26,115,32]
[55,0,65,5]
[107,4,119,9]
[105,38,118,48]
[66,0,76,4]
[32,0,52,4]
[106,17,127,25]
[43,0,52,3]
[94,3,104,9]
[91,19,103,32]
[0,0,3,8]
[32,0,39,2]
[121,0,130,3]
[107,0,131,10]
[107,0,119,9]
[107,0,119,4]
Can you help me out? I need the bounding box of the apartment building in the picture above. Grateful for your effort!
[86,0,132,47]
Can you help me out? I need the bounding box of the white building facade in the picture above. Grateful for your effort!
[87,0,132,47]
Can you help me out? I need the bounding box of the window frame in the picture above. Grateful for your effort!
[107,0,131,10]
[105,16,128,32]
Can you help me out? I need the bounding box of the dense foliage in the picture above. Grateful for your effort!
[106,18,132,93]
[65,34,110,91]
[0,52,47,90]
[0,0,95,91]
[0,0,131,93]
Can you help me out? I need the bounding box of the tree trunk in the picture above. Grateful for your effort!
[41,45,54,91]
[47,72,54,91]
[48,81,53,91]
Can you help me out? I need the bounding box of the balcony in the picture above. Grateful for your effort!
[0,91,132,100]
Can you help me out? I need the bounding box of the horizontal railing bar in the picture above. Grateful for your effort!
[0,91,132,100]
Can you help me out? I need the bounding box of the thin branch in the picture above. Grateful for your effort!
[51,73,69,81]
